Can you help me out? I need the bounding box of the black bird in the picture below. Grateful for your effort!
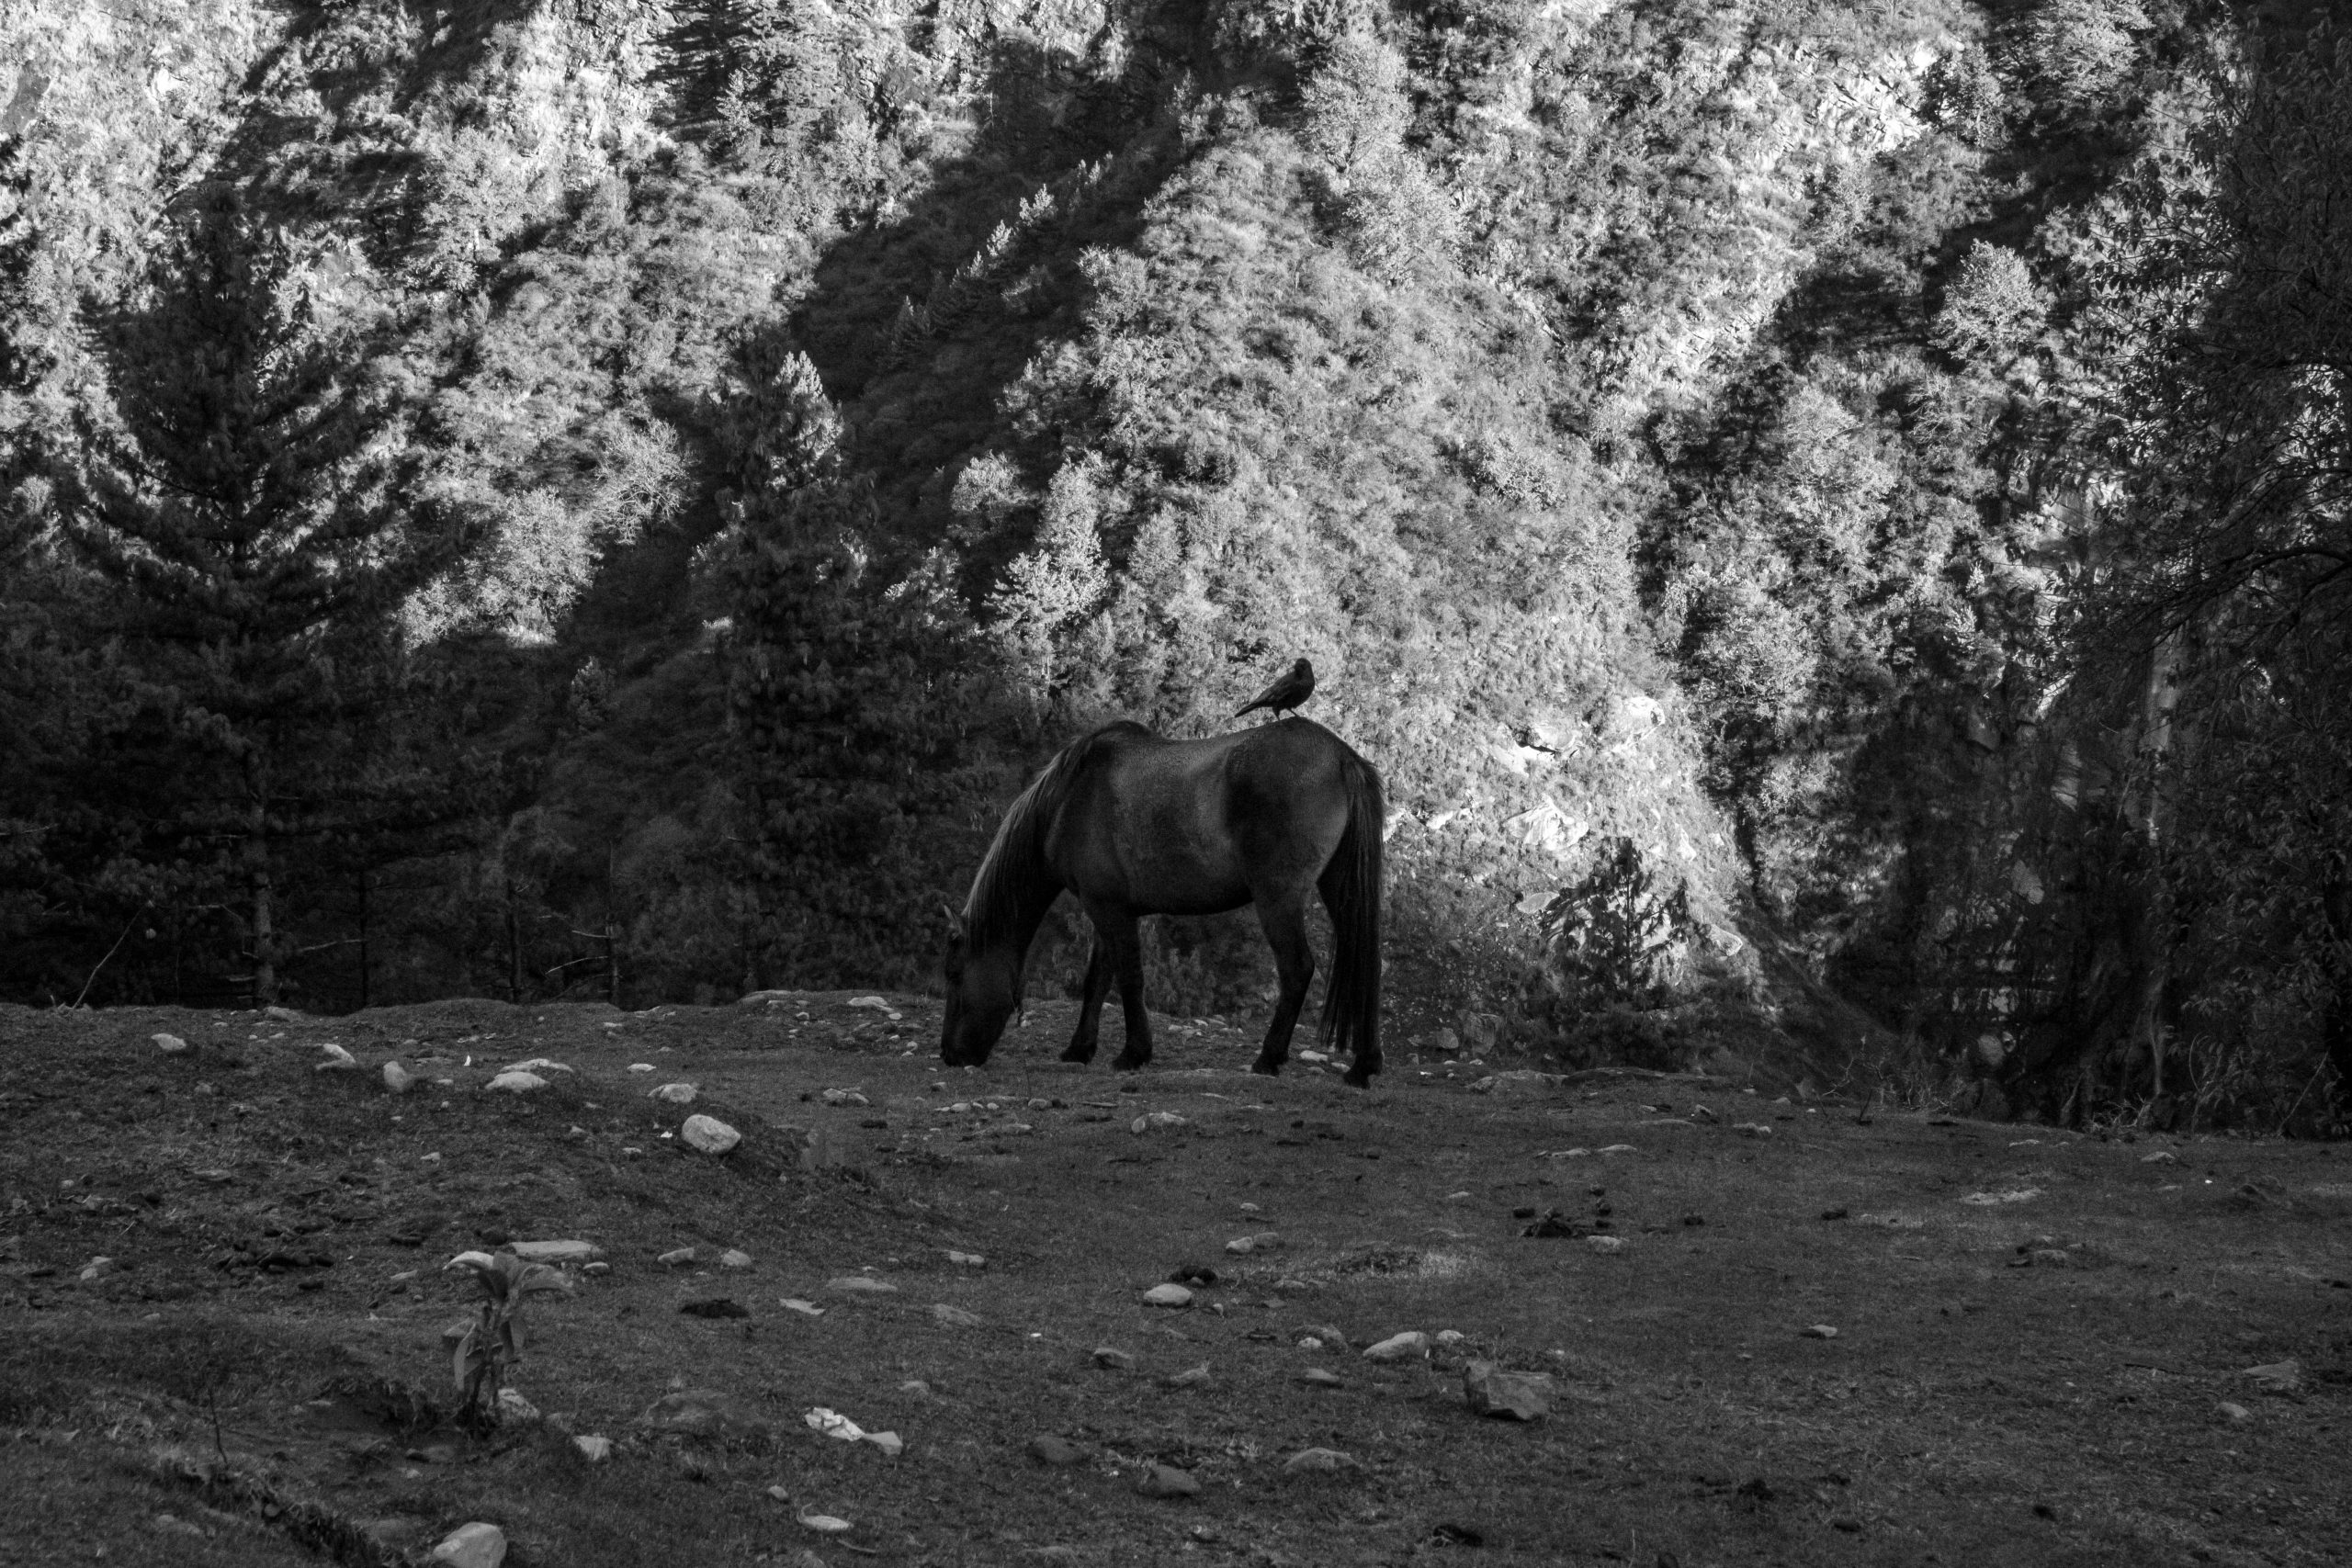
[1236,658,1316,720]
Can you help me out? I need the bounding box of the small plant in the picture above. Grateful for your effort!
[444,1249,571,1429]
[1532,837,1699,1017]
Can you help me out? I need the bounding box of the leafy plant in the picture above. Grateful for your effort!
[1532,838,1699,1016]
[443,1250,571,1430]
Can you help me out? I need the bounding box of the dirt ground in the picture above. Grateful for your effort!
[2,994,2348,1568]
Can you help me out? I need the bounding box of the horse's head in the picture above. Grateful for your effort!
[939,908,1017,1066]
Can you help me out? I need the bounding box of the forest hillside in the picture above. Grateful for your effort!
[4,0,2347,1133]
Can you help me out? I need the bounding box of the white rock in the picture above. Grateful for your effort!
[827,1276,899,1294]
[780,1298,825,1316]
[2218,1401,2252,1422]
[1283,1447,1359,1473]
[79,1256,115,1281]
[315,1043,359,1072]
[945,1249,985,1268]
[1587,1235,1625,1254]
[430,1522,507,1568]
[719,1248,753,1269]
[1142,1283,1194,1308]
[1363,1331,1430,1362]
[1435,1329,1466,1345]
[574,1433,613,1461]
[821,1089,868,1106]
[628,1063,655,1073]
[659,1247,695,1267]
[648,1082,697,1104]
[1801,1324,1839,1339]
[797,1510,853,1535]
[486,1071,548,1093]
[382,1061,415,1094]
[681,1114,739,1154]
[496,1387,539,1423]
[500,1057,574,1075]
[509,1240,600,1264]
[153,1032,189,1055]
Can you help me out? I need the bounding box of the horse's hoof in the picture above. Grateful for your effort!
[1249,1058,1283,1077]
[1058,1048,1094,1065]
[1342,1067,1375,1089]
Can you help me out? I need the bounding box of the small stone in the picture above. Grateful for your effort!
[574,1434,613,1461]
[1463,1361,1554,1420]
[79,1256,116,1281]
[1273,1277,1310,1293]
[1028,1433,1085,1466]
[2217,1401,2253,1422]
[2245,1359,2304,1395]
[658,1247,696,1268]
[1587,1235,1624,1254]
[719,1248,753,1269]
[510,1240,600,1264]
[1801,1324,1839,1339]
[2028,1248,2070,1268]
[1435,1329,1466,1345]
[946,1249,986,1268]
[1092,1346,1136,1370]
[828,1276,899,1295]
[932,1303,983,1327]
[780,1298,824,1316]
[429,1522,506,1568]
[1225,1232,1283,1255]
[485,1071,547,1093]
[1135,1463,1201,1499]
[1298,1368,1345,1388]
[681,1114,740,1155]
[1734,1122,1772,1137]
[496,1387,539,1423]
[153,1032,189,1055]
[821,1089,869,1106]
[628,1063,655,1073]
[315,1043,359,1072]
[581,1261,609,1277]
[1142,1283,1193,1308]
[1163,1363,1212,1389]
[864,1430,904,1457]
[1363,1331,1430,1363]
[2140,1150,2177,1164]
[1283,1447,1359,1474]
[1304,1323,1349,1348]
[648,1082,698,1104]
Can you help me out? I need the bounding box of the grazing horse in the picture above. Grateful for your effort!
[940,717,1384,1085]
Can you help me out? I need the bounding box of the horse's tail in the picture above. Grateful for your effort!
[1318,746,1385,1081]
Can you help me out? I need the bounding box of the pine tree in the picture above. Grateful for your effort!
[28,189,462,1005]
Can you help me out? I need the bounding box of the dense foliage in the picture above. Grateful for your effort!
[2,0,2346,1130]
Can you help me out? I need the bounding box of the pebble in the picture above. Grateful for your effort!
[1801,1324,1839,1339]
[1587,1235,1625,1254]
[1134,1463,1201,1499]
[1091,1346,1136,1371]
[1142,1283,1193,1308]
[1224,1232,1283,1255]
[821,1089,869,1106]
[1363,1331,1430,1363]
[1028,1433,1086,1466]
[780,1299,824,1316]
[573,1434,612,1461]
[485,1071,547,1093]
[628,1063,655,1074]
[946,1249,986,1267]
[429,1522,506,1568]
[681,1115,740,1155]
[2140,1150,2177,1164]
[153,1032,188,1055]
[582,1261,609,1277]
[1734,1122,1772,1137]
[658,1247,696,1268]
[931,1303,982,1327]
[510,1240,600,1264]
[1163,1363,1212,1389]
[1298,1368,1345,1388]
[2218,1401,2253,1422]
[1130,1111,1187,1133]
[79,1257,115,1281]
[1463,1362,1554,1420]
[719,1249,753,1269]
[1435,1329,1466,1345]
[1304,1323,1349,1348]
[828,1276,899,1295]
[315,1043,359,1072]
[648,1082,697,1104]
[1283,1447,1359,1474]
[496,1388,539,1423]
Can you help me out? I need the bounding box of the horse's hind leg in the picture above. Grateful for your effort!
[1062,933,1114,1064]
[1084,904,1156,1072]
[1249,896,1317,1077]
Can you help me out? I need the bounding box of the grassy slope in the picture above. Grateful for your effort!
[3,1000,2346,1565]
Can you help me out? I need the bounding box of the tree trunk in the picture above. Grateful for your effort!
[246,749,276,1007]
[506,877,523,1004]
[356,868,371,1011]
[2322,869,2352,1115]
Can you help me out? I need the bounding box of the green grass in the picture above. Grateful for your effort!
[2,997,2347,1566]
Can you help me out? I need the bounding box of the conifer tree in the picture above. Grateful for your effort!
[28,190,461,1004]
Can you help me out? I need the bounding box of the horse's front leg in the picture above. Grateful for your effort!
[1062,933,1114,1064]
[1087,902,1154,1071]
[1250,896,1317,1077]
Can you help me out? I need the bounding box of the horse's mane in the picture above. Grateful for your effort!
[963,722,1144,953]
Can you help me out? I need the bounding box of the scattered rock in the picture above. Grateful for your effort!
[485,1071,547,1093]
[1298,1368,1345,1389]
[1142,1283,1193,1309]
[827,1276,899,1295]
[495,1388,539,1423]
[510,1240,600,1265]
[678,1297,750,1319]
[429,1522,506,1568]
[1130,1111,1187,1133]
[2027,1248,2071,1269]
[581,1261,609,1277]
[628,1063,655,1074]
[945,1249,986,1268]
[659,1247,696,1268]
[1134,1463,1201,1499]
[1464,1362,1554,1420]
[1801,1324,1839,1339]
[1363,1331,1430,1363]
[1163,1363,1212,1389]
[153,1032,188,1055]
[1734,1122,1772,1138]
[1225,1232,1283,1255]
[821,1089,869,1106]
[1303,1323,1349,1348]
[1960,1189,2043,1206]
[1587,1235,1625,1254]
[2218,1401,2253,1422]
[931,1303,983,1327]
[780,1299,824,1316]
[2141,1150,2178,1165]
[573,1434,613,1461]
[1091,1346,1135,1371]
[681,1115,740,1155]
[719,1248,752,1269]
[315,1043,360,1072]
[1028,1433,1086,1466]
[797,1508,854,1534]
[846,995,900,1019]
[648,1083,698,1105]
[1283,1447,1359,1474]
[500,1058,573,1076]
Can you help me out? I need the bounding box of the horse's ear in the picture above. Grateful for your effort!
[940,902,965,942]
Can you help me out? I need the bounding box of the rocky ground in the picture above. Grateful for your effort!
[2,995,2348,1567]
